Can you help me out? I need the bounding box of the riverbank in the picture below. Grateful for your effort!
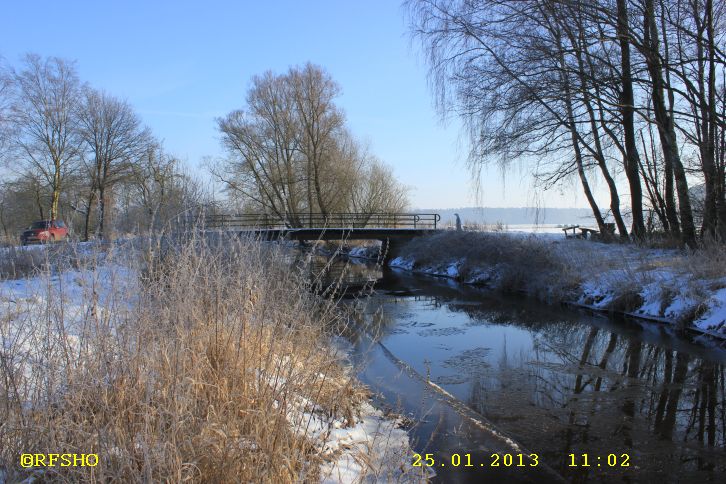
[0,236,418,482]
[382,231,726,342]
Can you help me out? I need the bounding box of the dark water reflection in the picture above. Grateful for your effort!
[327,261,726,483]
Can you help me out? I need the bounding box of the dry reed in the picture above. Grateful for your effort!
[0,232,373,482]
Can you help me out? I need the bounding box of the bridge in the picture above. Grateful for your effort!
[201,212,441,250]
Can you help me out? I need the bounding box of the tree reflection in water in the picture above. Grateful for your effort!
[464,312,724,482]
[341,268,726,483]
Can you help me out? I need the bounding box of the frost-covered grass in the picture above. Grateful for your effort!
[0,244,59,279]
[0,234,418,482]
[0,241,103,280]
[391,231,726,338]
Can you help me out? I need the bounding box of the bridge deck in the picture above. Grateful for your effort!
[234,227,436,241]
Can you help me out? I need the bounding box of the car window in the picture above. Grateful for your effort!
[55,221,66,228]
[31,221,49,229]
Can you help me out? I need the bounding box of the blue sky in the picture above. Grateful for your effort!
[1,0,596,209]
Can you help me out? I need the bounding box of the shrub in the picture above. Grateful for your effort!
[398,231,585,301]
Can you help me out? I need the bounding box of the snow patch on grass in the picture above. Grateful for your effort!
[693,287,726,333]
[389,256,415,271]
[446,259,463,278]
[318,402,420,483]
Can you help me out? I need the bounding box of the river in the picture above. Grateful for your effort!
[314,256,726,483]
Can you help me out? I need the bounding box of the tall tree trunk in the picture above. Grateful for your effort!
[83,189,95,242]
[50,162,61,220]
[642,0,696,246]
[576,55,628,236]
[575,141,606,231]
[617,0,646,238]
[701,0,718,237]
[717,94,726,238]
[567,14,629,237]
[306,158,314,227]
[659,5,681,234]
[556,28,606,232]
[34,183,44,220]
[0,205,8,238]
[663,149,679,233]
[97,185,106,240]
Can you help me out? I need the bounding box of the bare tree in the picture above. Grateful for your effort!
[77,87,150,240]
[0,173,50,237]
[7,54,82,221]
[215,71,304,224]
[216,64,408,225]
[637,0,697,245]
[559,3,630,237]
[407,1,628,235]
[0,58,13,160]
[613,0,649,238]
[351,157,410,217]
[119,143,205,234]
[289,63,345,217]
[661,0,726,237]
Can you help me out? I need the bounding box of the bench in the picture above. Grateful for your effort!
[562,225,601,240]
[562,225,580,238]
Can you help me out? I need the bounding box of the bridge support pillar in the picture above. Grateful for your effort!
[380,238,404,263]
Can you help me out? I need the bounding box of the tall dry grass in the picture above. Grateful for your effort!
[0,245,57,280]
[0,233,371,482]
[398,231,584,300]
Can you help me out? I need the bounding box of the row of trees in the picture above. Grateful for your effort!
[213,63,409,226]
[408,0,725,245]
[0,57,409,240]
[0,54,205,240]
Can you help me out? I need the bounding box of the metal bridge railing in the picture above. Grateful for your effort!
[202,212,440,230]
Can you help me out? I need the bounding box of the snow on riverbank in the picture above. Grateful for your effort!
[317,401,419,482]
[389,232,726,339]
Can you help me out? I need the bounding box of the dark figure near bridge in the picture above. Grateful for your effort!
[454,213,462,231]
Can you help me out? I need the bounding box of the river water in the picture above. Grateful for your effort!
[316,257,726,483]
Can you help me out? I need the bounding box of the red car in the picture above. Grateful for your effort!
[20,220,69,245]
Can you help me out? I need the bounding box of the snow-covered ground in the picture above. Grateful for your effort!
[390,233,726,340]
[307,400,419,483]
